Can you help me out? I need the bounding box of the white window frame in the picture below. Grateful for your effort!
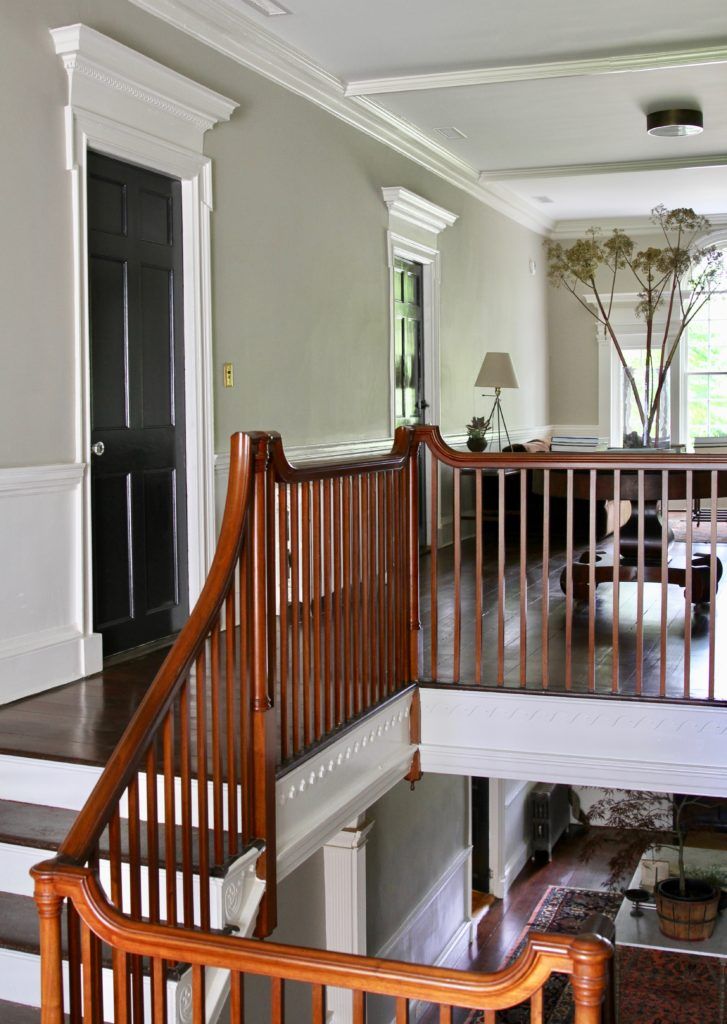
[51,24,237,661]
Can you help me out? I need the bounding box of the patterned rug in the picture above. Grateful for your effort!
[464,886,622,1024]
[669,514,727,543]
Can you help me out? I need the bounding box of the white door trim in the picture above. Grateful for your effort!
[51,25,237,663]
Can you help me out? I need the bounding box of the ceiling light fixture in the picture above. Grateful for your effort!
[646,108,703,137]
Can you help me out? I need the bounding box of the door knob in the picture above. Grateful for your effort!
[91,441,105,457]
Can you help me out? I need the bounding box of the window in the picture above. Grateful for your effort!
[683,291,727,441]
[393,258,425,428]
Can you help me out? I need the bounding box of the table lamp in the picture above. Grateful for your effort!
[475,352,519,451]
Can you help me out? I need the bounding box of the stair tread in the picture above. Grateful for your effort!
[0,999,43,1024]
[0,798,241,873]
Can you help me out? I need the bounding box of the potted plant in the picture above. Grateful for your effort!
[580,789,723,941]
[545,207,724,448]
[466,415,490,452]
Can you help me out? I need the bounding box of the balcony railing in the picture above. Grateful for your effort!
[31,426,726,1024]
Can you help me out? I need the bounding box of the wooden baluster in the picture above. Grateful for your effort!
[179,678,194,926]
[192,964,205,1024]
[278,483,290,762]
[520,468,528,687]
[290,485,301,756]
[708,469,718,699]
[587,470,596,692]
[302,482,312,747]
[126,779,143,1023]
[541,469,550,689]
[453,467,462,683]
[439,1007,453,1024]
[483,1011,496,1024]
[151,957,166,1024]
[635,470,645,696]
[353,990,366,1023]
[312,984,326,1024]
[530,987,544,1024]
[312,479,323,739]
[497,469,505,686]
[430,453,439,680]
[80,920,103,1024]
[210,620,224,866]
[368,474,378,700]
[396,468,406,685]
[352,475,362,714]
[108,807,123,912]
[342,475,353,719]
[333,476,343,722]
[378,472,387,700]
[230,971,245,1024]
[396,997,410,1022]
[225,588,239,857]
[239,538,252,840]
[196,646,211,929]
[251,437,277,937]
[611,471,621,693]
[684,471,693,699]
[34,883,65,1024]
[65,899,83,1024]
[145,745,160,922]
[473,469,483,684]
[564,469,574,690]
[271,977,285,1024]
[162,714,177,924]
[361,475,371,707]
[323,477,334,731]
[383,471,393,694]
[112,949,129,1024]
[659,471,669,697]
[407,448,420,686]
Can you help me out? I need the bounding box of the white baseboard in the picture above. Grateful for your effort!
[0,629,102,705]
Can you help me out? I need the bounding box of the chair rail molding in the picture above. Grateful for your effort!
[50,24,237,681]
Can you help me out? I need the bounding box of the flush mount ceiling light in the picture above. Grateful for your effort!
[646,108,703,137]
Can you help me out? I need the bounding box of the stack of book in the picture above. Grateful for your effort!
[694,435,727,451]
[550,434,599,452]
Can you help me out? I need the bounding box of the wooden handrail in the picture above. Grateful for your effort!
[33,863,612,1015]
[267,427,414,482]
[56,432,255,867]
[413,424,727,470]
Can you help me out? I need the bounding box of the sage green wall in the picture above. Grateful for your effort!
[0,0,549,467]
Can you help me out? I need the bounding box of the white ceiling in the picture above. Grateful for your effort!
[226,0,727,226]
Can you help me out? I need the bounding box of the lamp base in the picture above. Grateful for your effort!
[484,389,513,451]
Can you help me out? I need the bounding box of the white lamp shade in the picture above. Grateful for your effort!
[475,352,519,390]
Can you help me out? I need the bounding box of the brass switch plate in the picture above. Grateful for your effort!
[223,362,234,388]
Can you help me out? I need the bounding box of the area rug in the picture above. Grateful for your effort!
[669,514,727,543]
[464,886,622,1024]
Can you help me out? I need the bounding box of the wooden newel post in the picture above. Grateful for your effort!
[250,435,278,937]
[404,429,421,683]
[32,870,65,1024]
[570,934,613,1024]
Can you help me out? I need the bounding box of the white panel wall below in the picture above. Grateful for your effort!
[419,688,727,797]
[0,464,101,704]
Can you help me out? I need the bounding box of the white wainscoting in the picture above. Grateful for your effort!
[419,688,727,797]
[0,464,101,704]
[489,779,535,899]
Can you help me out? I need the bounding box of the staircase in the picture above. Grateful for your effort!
[0,753,265,1023]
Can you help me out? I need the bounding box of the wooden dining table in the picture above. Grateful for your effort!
[534,468,726,604]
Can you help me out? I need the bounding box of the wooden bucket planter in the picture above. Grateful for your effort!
[655,878,720,941]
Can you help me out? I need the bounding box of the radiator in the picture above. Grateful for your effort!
[530,783,570,860]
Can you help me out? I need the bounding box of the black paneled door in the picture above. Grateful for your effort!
[88,151,189,657]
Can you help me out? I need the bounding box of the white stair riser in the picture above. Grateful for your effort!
[0,945,177,1022]
[0,754,240,829]
[1,842,225,928]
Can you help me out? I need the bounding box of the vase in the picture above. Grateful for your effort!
[466,435,487,452]
[622,368,671,448]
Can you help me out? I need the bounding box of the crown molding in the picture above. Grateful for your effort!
[480,152,727,183]
[550,212,727,239]
[127,0,553,235]
[381,187,458,234]
[51,23,237,143]
[344,42,727,96]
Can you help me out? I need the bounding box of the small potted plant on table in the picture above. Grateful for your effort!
[580,789,724,941]
[465,415,490,452]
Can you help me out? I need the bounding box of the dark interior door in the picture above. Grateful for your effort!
[88,151,189,657]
